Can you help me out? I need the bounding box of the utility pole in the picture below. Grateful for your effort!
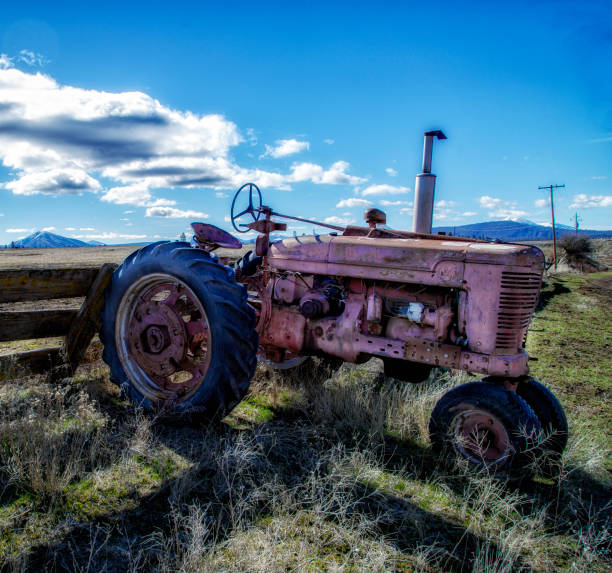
[573,212,581,236]
[538,184,565,270]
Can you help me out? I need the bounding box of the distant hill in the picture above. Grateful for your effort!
[10,231,91,248]
[432,220,612,241]
[4,220,611,250]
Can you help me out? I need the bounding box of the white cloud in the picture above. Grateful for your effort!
[361,184,410,196]
[324,138,335,145]
[590,175,608,180]
[17,50,48,67]
[0,64,242,199]
[479,195,527,220]
[0,64,367,206]
[323,216,355,226]
[479,196,502,209]
[570,193,612,208]
[0,54,12,69]
[433,200,470,222]
[123,210,134,214]
[336,197,372,208]
[6,228,32,233]
[5,168,100,196]
[262,138,310,158]
[215,191,228,198]
[101,182,154,206]
[461,211,477,217]
[380,199,410,206]
[492,208,528,220]
[41,226,55,232]
[385,167,398,176]
[534,198,548,208]
[145,206,209,218]
[245,128,257,146]
[65,227,76,231]
[290,161,365,185]
[489,207,529,221]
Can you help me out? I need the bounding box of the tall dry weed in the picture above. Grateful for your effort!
[0,384,109,503]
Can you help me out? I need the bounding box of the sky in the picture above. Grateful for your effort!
[0,0,610,245]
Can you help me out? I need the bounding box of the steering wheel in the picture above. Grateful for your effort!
[231,182,263,233]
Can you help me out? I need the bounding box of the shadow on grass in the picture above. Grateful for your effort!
[7,368,611,571]
[535,278,571,312]
[17,410,527,572]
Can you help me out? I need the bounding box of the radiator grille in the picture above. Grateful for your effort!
[495,271,541,352]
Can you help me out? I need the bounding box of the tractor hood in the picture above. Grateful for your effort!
[267,231,544,287]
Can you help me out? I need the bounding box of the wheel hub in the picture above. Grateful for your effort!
[452,408,510,464]
[142,325,169,354]
[128,300,186,377]
[116,275,213,402]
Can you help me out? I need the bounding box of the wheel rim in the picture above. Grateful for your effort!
[450,408,510,466]
[115,273,212,404]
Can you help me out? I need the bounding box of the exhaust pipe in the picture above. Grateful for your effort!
[412,130,446,234]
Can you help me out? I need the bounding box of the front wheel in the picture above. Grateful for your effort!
[516,378,568,473]
[429,381,541,478]
[100,242,258,420]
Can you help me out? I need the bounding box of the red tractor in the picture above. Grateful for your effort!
[100,132,567,477]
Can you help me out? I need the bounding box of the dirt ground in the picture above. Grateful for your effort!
[0,244,250,269]
[0,245,145,269]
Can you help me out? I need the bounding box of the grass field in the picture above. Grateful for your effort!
[0,244,610,571]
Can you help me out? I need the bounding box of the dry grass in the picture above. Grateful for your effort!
[0,244,250,270]
[0,360,609,572]
[0,243,610,571]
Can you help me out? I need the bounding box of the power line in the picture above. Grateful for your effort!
[538,184,565,270]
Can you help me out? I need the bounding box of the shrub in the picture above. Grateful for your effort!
[559,235,601,272]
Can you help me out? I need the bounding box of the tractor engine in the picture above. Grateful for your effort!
[251,231,544,380]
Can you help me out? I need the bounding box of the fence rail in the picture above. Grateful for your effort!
[0,267,102,303]
[0,264,116,381]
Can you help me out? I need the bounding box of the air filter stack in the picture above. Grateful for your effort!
[412,130,446,234]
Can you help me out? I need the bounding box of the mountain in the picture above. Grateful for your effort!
[6,221,611,250]
[11,231,91,248]
[432,220,612,241]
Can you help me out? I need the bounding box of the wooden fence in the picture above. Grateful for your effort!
[0,264,116,381]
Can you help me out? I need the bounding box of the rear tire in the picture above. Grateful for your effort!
[429,381,541,478]
[100,241,258,421]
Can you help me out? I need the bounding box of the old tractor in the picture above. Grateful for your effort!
[100,131,567,477]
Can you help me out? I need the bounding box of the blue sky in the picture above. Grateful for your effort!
[0,1,610,244]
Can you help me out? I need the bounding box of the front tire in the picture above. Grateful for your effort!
[516,378,568,470]
[429,381,541,477]
[100,242,258,421]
